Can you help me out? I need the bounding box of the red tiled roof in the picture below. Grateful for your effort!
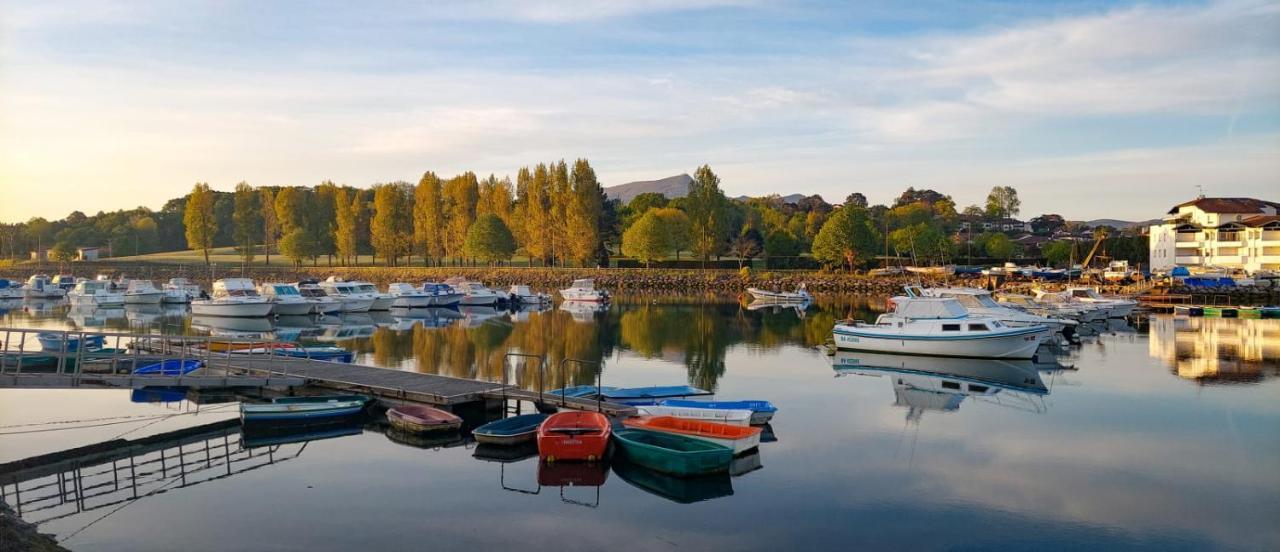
[1241,215,1280,227]
[1169,197,1280,215]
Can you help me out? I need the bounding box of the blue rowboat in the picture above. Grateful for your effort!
[601,385,711,401]
[36,332,104,352]
[133,359,204,376]
[659,399,777,425]
[240,395,370,423]
[612,428,733,476]
[548,385,617,399]
[273,346,354,363]
[131,387,188,403]
[473,413,550,446]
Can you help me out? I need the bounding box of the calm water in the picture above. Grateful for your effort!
[1,296,1277,551]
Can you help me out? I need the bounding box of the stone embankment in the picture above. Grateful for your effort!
[1,500,68,552]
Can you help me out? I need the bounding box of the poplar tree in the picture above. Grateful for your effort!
[413,171,445,265]
[259,188,277,264]
[523,164,552,265]
[443,172,479,262]
[371,183,411,266]
[686,164,729,261]
[334,188,358,265]
[232,181,259,263]
[477,174,513,224]
[566,158,603,266]
[183,182,217,266]
[548,160,571,265]
[312,181,340,264]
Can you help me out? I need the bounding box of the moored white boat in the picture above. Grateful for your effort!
[421,282,463,307]
[191,278,274,317]
[1037,287,1137,318]
[350,280,393,311]
[296,280,342,314]
[832,296,1047,359]
[746,283,811,303]
[914,286,1075,339]
[67,279,125,307]
[508,285,550,304]
[559,278,609,302]
[0,279,23,299]
[257,282,314,316]
[162,278,200,303]
[387,283,432,308]
[24,275,65,299]
[122,280,165,305]
[445,278,501,306]
[318,277,375,313]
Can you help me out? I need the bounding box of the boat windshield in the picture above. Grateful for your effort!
[273,285,299,296]
[1071,289,1096,299]
[356,284,377,293]
[950,295,984,309]
[976,294,1001,308]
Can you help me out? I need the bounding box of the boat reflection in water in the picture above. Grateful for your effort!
[67,306,126,328]
[457,306,502,328]
[316,314,376,341]
[389,307,465,329]
[538,461,609,507]
[611,458,734,504]
[832,350,1050,420]
[383,426,467,450]
[1148,316,1280,384]
[191,314,275,335]
[241,419,365,449]
[474,442,542,496]
[559,300,608,323]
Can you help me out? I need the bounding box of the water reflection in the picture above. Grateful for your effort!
[833,350,1051,420]
[1148,316,1280,384]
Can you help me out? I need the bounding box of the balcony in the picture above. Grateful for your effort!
[1175,256,1203,264]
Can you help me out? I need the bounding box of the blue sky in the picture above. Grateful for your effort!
[1,0,1277,222]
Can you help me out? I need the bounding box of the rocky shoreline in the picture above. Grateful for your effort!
[1,500,68,552]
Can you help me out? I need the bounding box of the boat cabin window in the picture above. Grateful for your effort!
[273,285,298,296]
[968,384,989,393]
[968,323,989,331]
[942,324,961,331]
[1071,289,1091,298]
[976,295,1001,308]
[951,295,982,308]
[941,381,960,390]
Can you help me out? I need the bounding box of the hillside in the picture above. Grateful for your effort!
[1081,218,1161,229]
[603,174,693,203]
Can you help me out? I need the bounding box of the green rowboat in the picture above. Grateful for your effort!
[613,428,733,477]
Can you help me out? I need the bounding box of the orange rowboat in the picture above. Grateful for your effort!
[623,416,762,455]
[537,412,611,462]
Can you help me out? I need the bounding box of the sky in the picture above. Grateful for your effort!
[1,0,1277,223]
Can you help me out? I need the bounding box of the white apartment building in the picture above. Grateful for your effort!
[1148,197,1280,274]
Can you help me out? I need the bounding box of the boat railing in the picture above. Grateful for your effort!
[502,353,548,403]
[0,326,305,384]
[559,358,603,413]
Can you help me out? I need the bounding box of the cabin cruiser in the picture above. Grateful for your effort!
[746,283,811,303]
[317,277,375,313]
[349,280,393,311]
[296,280,342,314]
[0,279,23,299]
[67,278,125,307]
[122,280,165,304]
[162,278,200,303]
[1102,260,1138,282]
[386,283,432,308]
[912,286,1076,340]
[997,294,1104,323]
[559,278,609,303]
[831,296,1047,359]
[421,282,464,307]
[257,282,314,316]
[191,278,274,317]
[24,274,65,299]
[508,285,551,305]
[444,278,501,306]
[1037,287,1136,318]
[52,274,78,293]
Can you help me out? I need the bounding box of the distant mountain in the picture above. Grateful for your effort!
[603,174,693,203]
[733,193,811,204]
[1080,218,1161,229]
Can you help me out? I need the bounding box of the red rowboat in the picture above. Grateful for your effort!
[623,416,762,455]
[387,405,462,434]
[537,411,611,462]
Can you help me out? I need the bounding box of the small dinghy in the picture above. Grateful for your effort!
[37,332,105,352]
[386,405,462,434]
[601,385,712,401]
[635,405,753,426]
[241,395,370,423]
[537,411,611,462]
[746,283,811,303]
[623,416,762,455]
[659,399,777,425]
[473,413,550,445]
[612,428,733,476]
[272,346,355,363]
[548,385,615,399]
[133,359,204,376]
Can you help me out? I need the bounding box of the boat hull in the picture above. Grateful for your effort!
[537,412,611,462]
[270,301,313,316]
[473,413,550,445]
[635,405,753,426]
[391,295,433,308]
[369,296,394,311]
[241,396,368,423]
[191,301,275,317]
[386,405,462,434]
[624,417,762,456]
[124,292,164,305]
[832,326,1044,359]
[613,429,733,476]
[459,294,499,306]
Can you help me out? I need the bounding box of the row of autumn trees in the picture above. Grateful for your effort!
[183,159,614,267]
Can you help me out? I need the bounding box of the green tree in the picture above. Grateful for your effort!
[985,186,1021,219]
[686,165,729,261]
[413,171,446,265]
[278,228,312,266]
[812,205,880,271]
[371,183,412,266]
[463,214,517,264]
[50,241,75,262]
[183,182,217,265]
[566,158,603,266]
[982,232,1018,259]
[232,182,260,263]
[259,188,277,264]
[1041,240,1073,267]
[334,188,359,265]
[764,230,803,258]
[621,210,672,267]
[653,207,691,260]
[312,181,340,263]
[625,193,669,227]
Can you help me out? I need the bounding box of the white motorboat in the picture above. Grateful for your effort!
[913,286,1076,338]
[350,280,394,311]
[387,283,432,308]
[421,282,463,307]
[831,296,1047,359]
[868,266,906,277]
[257,282,314,316]
[0,279,24,299]
[122,280,165,305]
[296,281,342,314]
[445,278,501,306]
[67,278,125,307]
[318,277,375,313]
[746,283,811,303]
[1102,260,1138,282]
[162,278,200,303]
[191,278,274,317]
[51,274,78,293]
[24,275,65,299]
[559,278,609,302]
[1037,287,1137,318]
[508,285,550,304]
[634,405,754,426]
[997,294,1105,323]
[905,265,956,277]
